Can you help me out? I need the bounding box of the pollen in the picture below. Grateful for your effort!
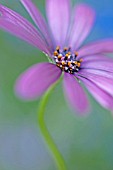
[58,55,62,59]
[65,53,69,57]
[53,46,83,74]
[75,51,78,57]
[56,46,60,51]
[54,51,58,56]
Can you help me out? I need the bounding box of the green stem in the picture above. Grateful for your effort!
[38,81,67,170]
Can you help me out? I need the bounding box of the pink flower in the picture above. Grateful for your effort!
[0,0,113,115]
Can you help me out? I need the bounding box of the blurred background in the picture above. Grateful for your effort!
[0,0,113,170]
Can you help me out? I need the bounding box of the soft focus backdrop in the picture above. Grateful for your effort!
[0,0,113,170]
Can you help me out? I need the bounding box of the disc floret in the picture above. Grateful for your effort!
[53,46,82,74]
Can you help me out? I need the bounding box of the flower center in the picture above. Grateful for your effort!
[53,46,82,74]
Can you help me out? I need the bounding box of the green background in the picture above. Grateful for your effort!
[0,0,113,170]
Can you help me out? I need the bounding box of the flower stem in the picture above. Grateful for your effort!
[38,81,67,170]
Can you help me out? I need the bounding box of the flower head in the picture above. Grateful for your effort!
[0,0,113,115]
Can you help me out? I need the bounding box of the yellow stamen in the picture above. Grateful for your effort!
[58,55,62,59]
[62,61,66,65]
[80,58,83,62]
[68,61,71,66]
[74,61,77,65]
[65,53,69,57]
[68,52,71,55]
[77,62,81,67]
[56,63,60,67]
[64,47,68,51]
[75,52,78,56]
[54,51,58,56]
[56,46,60,51]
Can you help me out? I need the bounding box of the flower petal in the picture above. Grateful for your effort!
[79,71,113,97]
[0,5,49,54]
[79,68,113,80]
[63,73,89,115]
[81,57,113,73]
[46,0,70,48]
[79,54,113,62]
[20,0,53,52]
[78,39,113,57]
[68,4,95,50]
[15,63,61,100]
[80,77,113,111]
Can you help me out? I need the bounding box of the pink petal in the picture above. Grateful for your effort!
[63,73,89,115]
[79,71,113,97]
[68,4,95,50]
[78,39,113,57]
[15,63,61,100]
[46,0,70,48]
[79,54,113,62]
[20,0,53,52]
[80,77,113,111]
[81,57,113,73]
[0,5,49,54]
[79,68,113,80]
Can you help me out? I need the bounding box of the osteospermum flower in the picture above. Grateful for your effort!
[0,0,113,115]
